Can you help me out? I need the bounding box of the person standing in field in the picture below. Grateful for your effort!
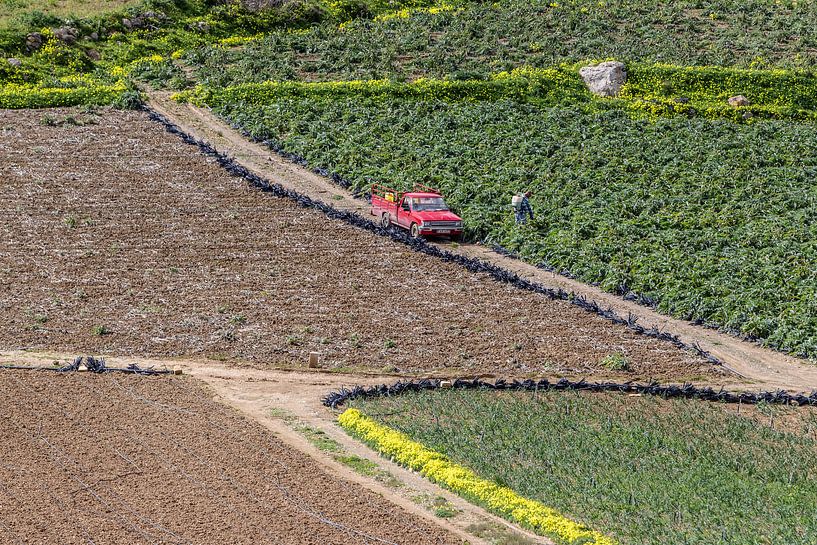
[513,191,534,225]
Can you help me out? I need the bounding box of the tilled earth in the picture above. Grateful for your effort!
[0,370,460,545]
[0,108,718,379]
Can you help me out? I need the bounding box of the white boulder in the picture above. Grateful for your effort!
[727,95,750,107]
[579,61,628,97]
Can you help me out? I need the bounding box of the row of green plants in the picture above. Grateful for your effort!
[181,62,817,122]
[202,94,817,358]
[0,79,137,108]
[186,0,817,88]
[0,0,443,107]
[349,389,817,545]
[177,66,588,106]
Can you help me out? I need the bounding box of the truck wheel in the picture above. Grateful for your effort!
[380,213,390,229]
[410,223,421,239]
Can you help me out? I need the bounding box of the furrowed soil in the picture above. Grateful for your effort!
[0,107,718,381]
[0,369,460,544]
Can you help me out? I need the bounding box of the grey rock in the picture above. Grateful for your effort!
[25,32,43,52]
[86,48,101,61]
[579,61,627,97]
[243,0,284,11]
[191,21,210,32]
[123,11,167,31]
[89,32,99,41]
[53,27,79,44]
[728,95,751,107]
[7,58,21,67]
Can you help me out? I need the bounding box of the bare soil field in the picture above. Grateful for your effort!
[0,107,718,380]
[0,369,461,544]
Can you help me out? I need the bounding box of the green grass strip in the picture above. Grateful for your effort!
[338,407,616,545]
[621,63,817,121]
[174,65,588,106]
[179,62,817,123]
[0,80,128,108]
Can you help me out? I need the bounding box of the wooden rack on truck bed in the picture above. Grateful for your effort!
[371,183,464,239]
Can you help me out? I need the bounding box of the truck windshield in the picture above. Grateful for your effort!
[413,197,449,211]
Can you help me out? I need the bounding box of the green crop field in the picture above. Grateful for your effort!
[4,0,817,357]
[206,96,817,358]
[350,389,817,545]
[0,0,141,29]
[187,0,817,87]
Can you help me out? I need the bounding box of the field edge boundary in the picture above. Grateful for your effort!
[339,407,616,545]
[323,377,817,409]
[143,106,722,371]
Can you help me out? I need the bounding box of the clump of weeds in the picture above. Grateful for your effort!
[91,325,110,336]
[601,352,631,372]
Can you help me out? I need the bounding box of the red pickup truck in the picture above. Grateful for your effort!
[371,183,464,239]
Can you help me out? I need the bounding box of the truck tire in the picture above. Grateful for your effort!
[380,213,390,229]
[410,223,421,239]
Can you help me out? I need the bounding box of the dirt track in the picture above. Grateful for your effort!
[0,107,717,380]
[146,93,817,392]
[0,369,461,544]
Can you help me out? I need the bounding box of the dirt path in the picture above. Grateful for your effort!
[146,92,817,392]
[0,350,549,545]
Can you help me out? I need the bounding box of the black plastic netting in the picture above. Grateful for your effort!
[145,108,720,367]
[0,356,173,375]
[322,377,817,409]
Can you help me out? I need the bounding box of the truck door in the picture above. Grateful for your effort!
[397,197,413,228]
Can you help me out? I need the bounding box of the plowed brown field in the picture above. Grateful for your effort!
[0,107,717,380]
[0,369,460,544]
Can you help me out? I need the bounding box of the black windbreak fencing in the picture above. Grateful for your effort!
[145,107,720,366]
[0,356,174,375]
[221,109,778,357]
[322,377,817,409]
[493,243,764,344]
[218,113,359,193]
[219,111,726,340]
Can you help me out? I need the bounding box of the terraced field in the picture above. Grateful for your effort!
[0,107,714,379]
[0,369,459,544]
[188,0,817,85]
[4,0,817,543]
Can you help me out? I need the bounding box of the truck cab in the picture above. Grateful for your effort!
[371,184,464,239]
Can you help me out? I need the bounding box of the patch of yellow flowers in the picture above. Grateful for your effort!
[108,54,167,79]
[338,408,617,545]
[373,3,461,23]
[174,60,817,124]
[217,33,266,48]
[175,65,588,106]
[0,80,127,109]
